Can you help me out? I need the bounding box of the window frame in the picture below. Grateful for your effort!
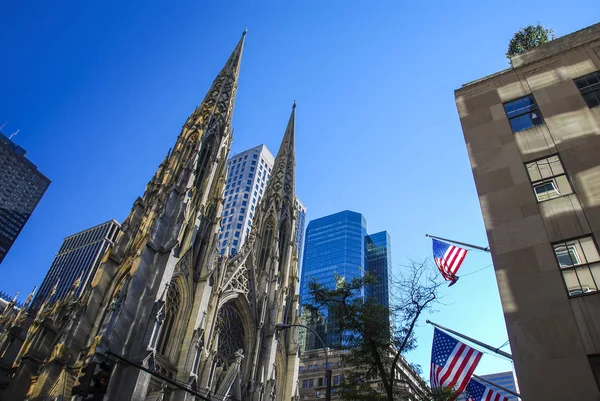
[551,235,600,299]
[503,94,544,133]
[574,70,600,109]
[524,154,574,203]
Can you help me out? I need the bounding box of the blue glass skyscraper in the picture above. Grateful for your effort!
[300,210,392,350]
[365,231,392,310]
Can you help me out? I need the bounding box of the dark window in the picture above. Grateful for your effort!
[575,71,600,109]
[553,236,600,298]
[589,355,600,391]
[504,95,544,133]
[525,155,573,202]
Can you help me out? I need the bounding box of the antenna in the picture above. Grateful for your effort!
[9,129,19,140]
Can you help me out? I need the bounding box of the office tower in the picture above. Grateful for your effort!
[296,198,307,273]
[455,22,600,400]
[220,145,274,254]
[0,132,50,264]
[478,372,519,401]
[30,220,120,311]
[219,144,306,257]
[365,231,392,309]
[300,210,392,350]
[298,349,427,401]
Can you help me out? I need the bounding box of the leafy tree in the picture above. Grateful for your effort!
[304,259,446,401]
[506,24,555,60]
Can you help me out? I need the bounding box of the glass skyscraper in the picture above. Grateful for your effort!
[0,132,50,264]
[31,220,120,310]
[300,210,392,350]
[365,231,392,309]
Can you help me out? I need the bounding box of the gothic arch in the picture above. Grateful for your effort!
[214,294,256,387]
[194,133,217,191]
[93,267,131,339]
[258,216,275,268]
[156,276,190,361]
[277,220,290,271]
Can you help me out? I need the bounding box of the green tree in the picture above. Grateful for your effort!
[506,24,555,60]
[304,260,448,401]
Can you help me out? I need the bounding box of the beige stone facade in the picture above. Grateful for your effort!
[455,23,600,401]
[297,349,427,400]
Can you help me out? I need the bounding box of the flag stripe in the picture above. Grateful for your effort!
[432,239,468,283]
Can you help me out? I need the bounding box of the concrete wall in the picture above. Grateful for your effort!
[455,23,600,401]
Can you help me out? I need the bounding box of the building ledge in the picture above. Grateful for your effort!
[457,22,600,92]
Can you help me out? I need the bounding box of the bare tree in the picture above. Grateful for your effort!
[304,259,446,401]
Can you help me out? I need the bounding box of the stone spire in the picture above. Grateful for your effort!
[260,102,296,213]
[165,29,247,195]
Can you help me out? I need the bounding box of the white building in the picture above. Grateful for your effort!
[219,145,274,255]
[219,144,306,257]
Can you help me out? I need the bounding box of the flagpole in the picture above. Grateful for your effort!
[472,374,521,399]
[426,320,513,360]
[425,234,490,252]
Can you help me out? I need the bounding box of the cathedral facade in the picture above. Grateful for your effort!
[0,31,302,401]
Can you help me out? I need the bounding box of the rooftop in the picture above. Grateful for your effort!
[458,22,600,91]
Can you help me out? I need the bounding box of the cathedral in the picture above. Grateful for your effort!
[0,31,302,401]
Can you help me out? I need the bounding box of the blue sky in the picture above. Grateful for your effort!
[1,0,598,381]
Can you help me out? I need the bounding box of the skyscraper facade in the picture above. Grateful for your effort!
[478,372,519,401]
[365,231,392,310]
[218,144,306,258]
[0,132,50,264]
[300,211,392,350]
[30,220,120,311]
[455,22,600,400]
[296,198,307,273]
[300,211,367,349]
[219,144,274,254]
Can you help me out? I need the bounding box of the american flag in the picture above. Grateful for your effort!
[432,238,468,285]
[463,378,509,401]
[430,328,482,399]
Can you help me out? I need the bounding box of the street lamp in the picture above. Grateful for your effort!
[274,323,332,401]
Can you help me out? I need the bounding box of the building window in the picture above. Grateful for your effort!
[553,236,600,297]
[234,231,240,238]
[503,95,544,133]
[588,355,600,391]
[237,223,242,229]
[233,240,239,246]
[574,71,600,109]
[242,201,247,206]
[333,375,340,385]
[525,155,573,202]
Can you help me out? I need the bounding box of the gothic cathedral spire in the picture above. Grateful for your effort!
[1,32,248,401]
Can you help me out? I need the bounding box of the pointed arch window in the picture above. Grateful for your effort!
[157,284,182,355]
[278,224,288,270]
[259,218,275,268]
[195,135,217,190]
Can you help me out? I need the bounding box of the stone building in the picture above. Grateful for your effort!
[297,349,427,400]
[455,23,600,400]
[2,31,302,401]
